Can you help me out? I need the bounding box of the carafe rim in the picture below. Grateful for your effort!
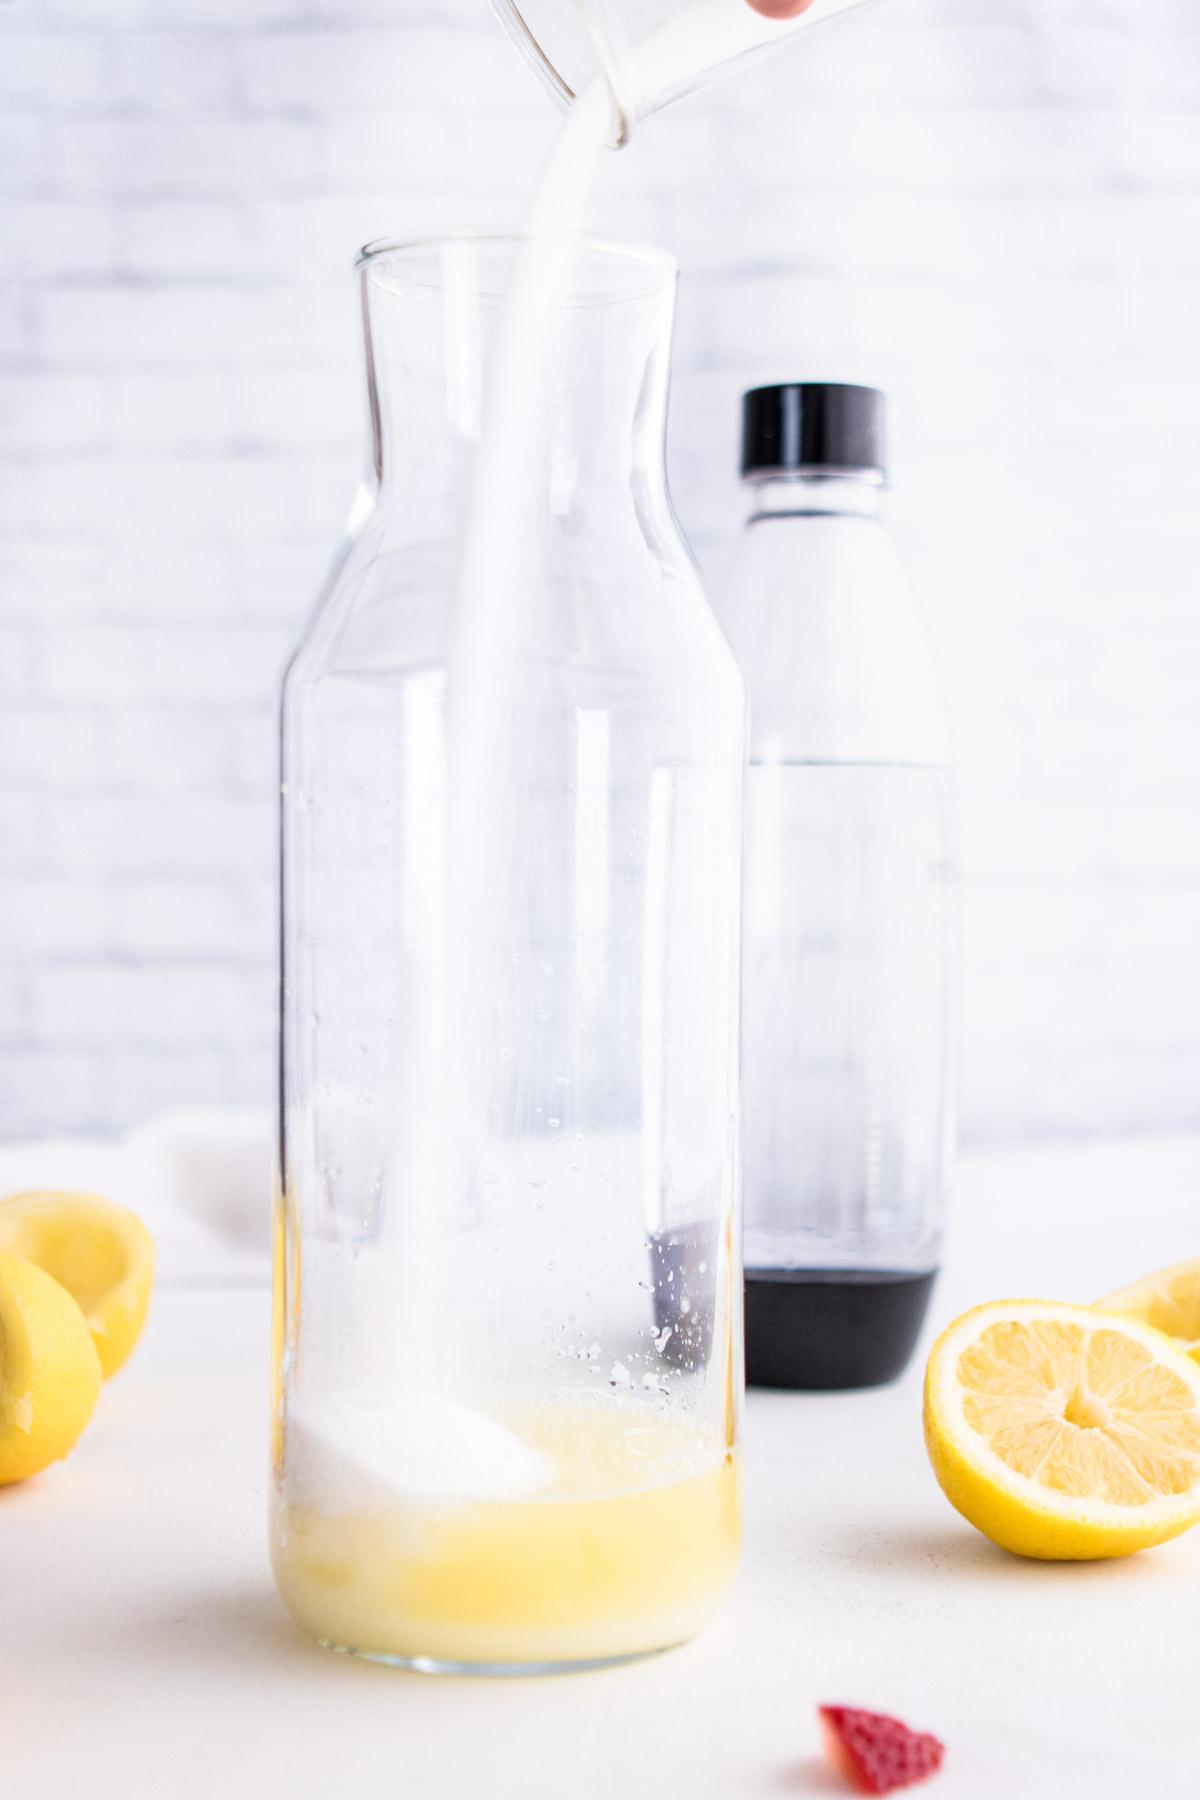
[357,230,677,301]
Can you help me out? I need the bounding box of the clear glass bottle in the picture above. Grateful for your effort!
[492,0,882,143]
[271,235,745,1673]
[720,384,957,1390]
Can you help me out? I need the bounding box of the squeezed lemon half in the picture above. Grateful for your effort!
[1096,1259,1200,1364]
[0,1192,155,1379]
[0,1250,102,1485]
[924,1299,1200,1559]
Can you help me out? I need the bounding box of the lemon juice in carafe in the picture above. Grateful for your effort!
[275,1402,740,1669]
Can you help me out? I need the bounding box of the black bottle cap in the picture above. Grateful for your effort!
[741,383,886,480]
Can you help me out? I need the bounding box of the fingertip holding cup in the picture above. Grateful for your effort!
[745,0,819,16]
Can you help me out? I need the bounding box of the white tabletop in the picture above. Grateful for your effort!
[4,1134,1198,1799]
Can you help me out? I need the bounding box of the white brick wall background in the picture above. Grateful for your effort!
[1,0,1198,1142]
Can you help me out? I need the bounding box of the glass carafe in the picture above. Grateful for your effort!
[493,0,882,142]
[271,235,745,1673]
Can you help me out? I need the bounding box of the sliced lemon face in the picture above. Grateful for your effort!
[924,1299,1200,1560]
[1096,1259,1200,1362]
[0,1250,102,1485]
[0,1193,155,1380]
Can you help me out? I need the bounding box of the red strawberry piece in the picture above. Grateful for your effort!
[818,1706,945,1795]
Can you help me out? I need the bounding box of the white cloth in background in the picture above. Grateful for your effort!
[0,1107,273,1286]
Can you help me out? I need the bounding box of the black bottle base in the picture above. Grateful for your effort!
[744,1267,937,1391]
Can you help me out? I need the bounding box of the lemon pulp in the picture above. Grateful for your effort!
[272,1402,741,1668]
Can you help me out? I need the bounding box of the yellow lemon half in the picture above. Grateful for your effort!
[924,1299,1200,1560]
[0,1251,102,1485]
[0,1192,155,1379]
[1096,1258,1200,1363]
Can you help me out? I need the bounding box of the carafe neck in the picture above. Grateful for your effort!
[359,236,677,526]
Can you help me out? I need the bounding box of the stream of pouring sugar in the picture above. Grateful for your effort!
[361,0,863,1465]
[441,0,874,953]
[438,0,817,1206]
[363,81,613,1424]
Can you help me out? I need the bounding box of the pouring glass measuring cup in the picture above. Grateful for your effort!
[493,0,882,143]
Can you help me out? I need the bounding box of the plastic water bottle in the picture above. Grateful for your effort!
[720,384,958,1389]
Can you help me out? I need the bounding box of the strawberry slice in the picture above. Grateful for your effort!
[818,1706,945,1794]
